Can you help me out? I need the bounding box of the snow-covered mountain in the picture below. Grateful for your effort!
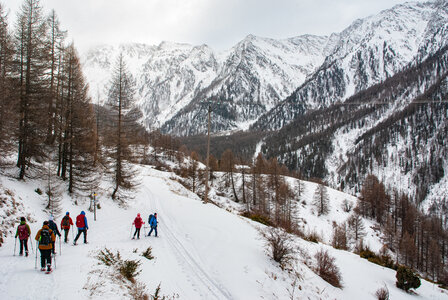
[252,0,448,131]
[83,35,332,134]
[83,0,448,136]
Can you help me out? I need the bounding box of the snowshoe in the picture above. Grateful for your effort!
[40,268,46,272]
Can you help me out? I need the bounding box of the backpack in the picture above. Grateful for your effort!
[148,214,154,224]
[40,229,51,246]
[76,215,85,228]
[62,216,70,227]
[18,224,28,240]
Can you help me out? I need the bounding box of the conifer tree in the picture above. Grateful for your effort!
[106,53,138,201]
[0,3,16,163]
[313,183,330,216]
[60,44,98,195]
[45,10,66,144]
[14,0,49,179]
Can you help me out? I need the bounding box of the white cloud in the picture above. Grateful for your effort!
[1,0,424,52]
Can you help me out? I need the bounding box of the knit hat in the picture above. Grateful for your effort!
[49,215,54,221]
[137,213,140,217]
[66,212,69,215]
[81,211,85,215]
[43,221,49,226]
[20,217,25,222]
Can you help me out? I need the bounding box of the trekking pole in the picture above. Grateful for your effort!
[59,235,62,255]
[71,225,74,241]
[130,224,133,239]
[143,225,147,236]
[35,241,38,269]
[30,238,34,254]
[53,253,57,269]
[14,237,17,256]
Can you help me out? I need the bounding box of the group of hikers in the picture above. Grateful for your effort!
[132,213,158,239]
[15,211,158,273]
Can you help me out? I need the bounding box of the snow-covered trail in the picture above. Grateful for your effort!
[0,168,287,300]
[2,166,448,300]
[142,179,232,299]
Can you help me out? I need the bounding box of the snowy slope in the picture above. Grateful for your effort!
[0,166,447,299]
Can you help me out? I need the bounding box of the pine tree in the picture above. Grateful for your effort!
[14,0,50,179]
[0,3,16,164]
[106,53,139,201]
[61,45,98,195]
[347,212,366,244]
[45,10,66,145]
[313,183,330,216]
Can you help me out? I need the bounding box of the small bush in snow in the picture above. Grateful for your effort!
[341,199,353,213]
[152,283,179,300]
[314,249,343,288]
[142,247,154,260]
[34,188,43,195]
[375,285,389,300]
[303,230,321,243]
[396,266,421,292]
[260,227,296,267]
[120,259,142,283]
[331,222,348,250]
[96,248,121,266]
[242,211,272,226]
[360,248,397,270]
[96,248,142,283]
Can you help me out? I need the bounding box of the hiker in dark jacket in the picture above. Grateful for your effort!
[60,212,74,243]
[74,211,88,245]
[48,215,61,254]
[148,213,158,237]
[35,221,56,272]
[15,217,31,256]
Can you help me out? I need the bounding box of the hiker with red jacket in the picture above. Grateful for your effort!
[35,221,56,273]
[73,211,88,245]
[132,213,145,239]
[15,217,31,256]
[60,212,74,243]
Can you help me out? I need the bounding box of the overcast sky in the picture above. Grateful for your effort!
[2,0,422,53]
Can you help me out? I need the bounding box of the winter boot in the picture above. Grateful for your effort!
[25,251,29,257]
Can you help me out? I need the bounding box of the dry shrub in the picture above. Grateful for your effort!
[304,230,321,243]
[260,227,296,266]
[314,249,343,288]
[375,285,389,300]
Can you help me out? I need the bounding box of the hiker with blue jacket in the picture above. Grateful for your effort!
[73,211,89,245]
[148,213,158,237]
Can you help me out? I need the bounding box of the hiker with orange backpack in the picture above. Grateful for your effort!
[73,211,88,245]
[15,217,31,256]
[60,212,74,243]
[35,221,56,273]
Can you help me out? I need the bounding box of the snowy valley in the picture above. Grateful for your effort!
[1,158,447,299]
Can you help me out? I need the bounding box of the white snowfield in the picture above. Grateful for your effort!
[0,165,447,299]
